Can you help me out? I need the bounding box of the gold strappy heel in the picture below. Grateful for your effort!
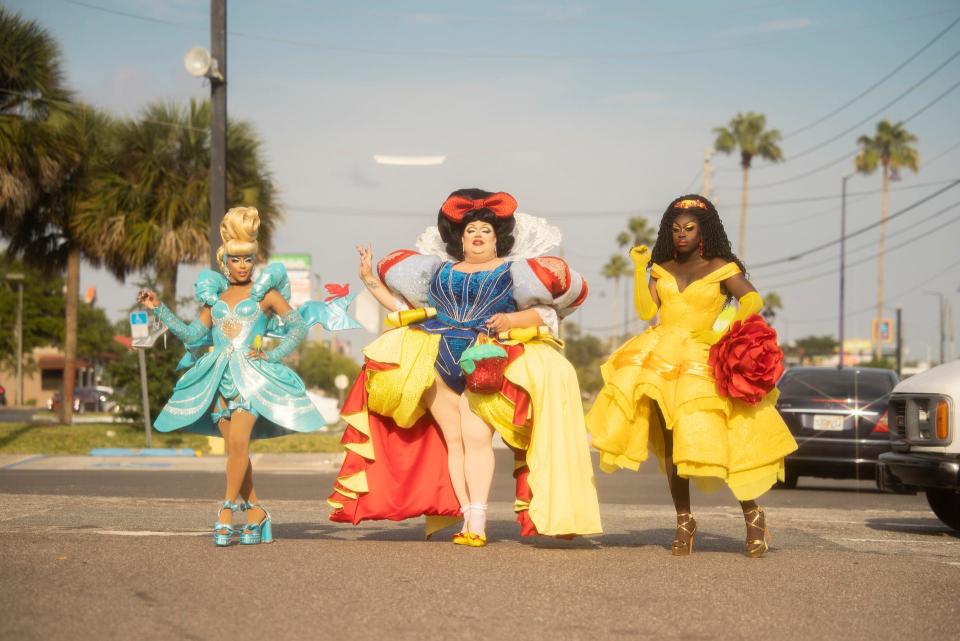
[671,513,697,556]
[744,507,770,558]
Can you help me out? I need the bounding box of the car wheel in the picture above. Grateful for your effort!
[926,489,960,531]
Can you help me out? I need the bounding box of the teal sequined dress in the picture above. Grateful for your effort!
[153,264,359,439]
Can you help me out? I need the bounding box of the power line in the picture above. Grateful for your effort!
[788,255,960,325]
[749,179,960,268]
[758,201,960,288]
[61,0,960,62]
[754,45,960,170]
[782,16,960,139]
[716,77,960,191]
[716,43,960,180]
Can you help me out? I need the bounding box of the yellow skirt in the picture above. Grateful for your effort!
[355,326,602,536]
[586,325,797,501]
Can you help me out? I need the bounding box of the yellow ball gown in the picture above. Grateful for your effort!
[586,262,797,501]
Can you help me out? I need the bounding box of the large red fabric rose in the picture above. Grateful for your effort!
[708,314,784,406]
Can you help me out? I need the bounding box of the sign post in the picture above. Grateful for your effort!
[334,373,349,407]
[129,311,153,447]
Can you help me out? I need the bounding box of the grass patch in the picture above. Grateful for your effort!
[0,422,344,455]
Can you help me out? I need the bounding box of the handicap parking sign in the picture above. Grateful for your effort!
[129,311,150,339]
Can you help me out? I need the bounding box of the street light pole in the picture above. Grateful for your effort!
[923,290,945,365]
[838,174,854,369]
[209,0,227,268]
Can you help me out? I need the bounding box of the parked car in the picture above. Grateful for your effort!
[47,386,116,413]
[877,360,960,531]
[776,366,899,488]
[0,384,6,406]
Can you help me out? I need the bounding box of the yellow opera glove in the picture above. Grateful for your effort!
[385,307,437,328]
[630,246,658,321]
[691,291,763,345]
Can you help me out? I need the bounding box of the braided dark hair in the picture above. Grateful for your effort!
[650,194,746,299]
[437,188,516,260]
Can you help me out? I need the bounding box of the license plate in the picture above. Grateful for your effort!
[814,415,845,431]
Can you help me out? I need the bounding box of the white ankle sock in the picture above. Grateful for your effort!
[459,504,471,533]
[467,503,487,537]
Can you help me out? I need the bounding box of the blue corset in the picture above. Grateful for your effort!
[419,261,516,393]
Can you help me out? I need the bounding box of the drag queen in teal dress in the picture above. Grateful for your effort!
[137,206,357,546]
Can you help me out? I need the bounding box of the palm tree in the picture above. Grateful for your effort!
[855,120,919,358]
[7,105,117,425]
[602,254,631,344]
[0,6,71,231]
[713,112,783,261]
[616,216,657,251]
[761,291,783,324]
[0,9,108,425]
[75,99,280,307]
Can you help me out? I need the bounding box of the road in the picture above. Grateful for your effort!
[1,451,957,641]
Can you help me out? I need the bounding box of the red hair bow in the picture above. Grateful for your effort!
[440,192,517,223]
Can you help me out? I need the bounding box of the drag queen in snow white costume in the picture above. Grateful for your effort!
[328,189,602,544]
[138,206,358,546]
[586,195,797,557]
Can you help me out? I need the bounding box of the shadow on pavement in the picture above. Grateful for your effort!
[864,517,960,539]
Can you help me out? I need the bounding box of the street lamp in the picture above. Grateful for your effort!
[4,273,24,406]
[838,172,857,369]
[923,290,945,365]
[184,0,227,268]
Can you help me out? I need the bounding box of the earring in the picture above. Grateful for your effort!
[699,239,704,258]
[221,261,231,281]
[673,249,678,260]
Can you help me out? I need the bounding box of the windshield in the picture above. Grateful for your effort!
[778,370,895,400]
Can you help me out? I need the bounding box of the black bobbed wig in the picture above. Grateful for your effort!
[437,188,517,260]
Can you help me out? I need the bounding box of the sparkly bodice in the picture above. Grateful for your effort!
[211,298,267,350]
[652,263,740,331]
[426,261,517,328]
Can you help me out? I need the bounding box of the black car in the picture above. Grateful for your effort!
[776,367,899,488]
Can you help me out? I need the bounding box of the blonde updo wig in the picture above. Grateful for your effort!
[216,206,260,266]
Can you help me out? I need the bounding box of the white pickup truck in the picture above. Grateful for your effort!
[877,360,960,530]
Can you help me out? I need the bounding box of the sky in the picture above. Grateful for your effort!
[8,0,960,363]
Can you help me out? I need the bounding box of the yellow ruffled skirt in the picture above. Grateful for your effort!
[341,325,602,537]
[586,324,797,501]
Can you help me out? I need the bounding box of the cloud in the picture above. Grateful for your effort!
[722,17,813,37]
[508,3,588,23]
[602,91,667,107]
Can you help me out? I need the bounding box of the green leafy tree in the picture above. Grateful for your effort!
[562,323,607,397]
[75,99,281,307]
[713,112,784,260]
[0,257,64,373]
[791,335,838,365]
[855,120,919,358]
[295,342,360,396]
[106,337,183,423]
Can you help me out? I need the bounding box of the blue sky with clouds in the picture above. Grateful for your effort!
[9,0,960,362]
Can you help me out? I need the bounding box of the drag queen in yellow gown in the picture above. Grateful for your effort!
[586,195,797,557]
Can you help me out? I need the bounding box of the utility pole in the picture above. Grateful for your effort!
[838,174,853,369]
[895,306,902,378]
[209,0,227,268]
[702,148,715,201]
[923,291,945,365]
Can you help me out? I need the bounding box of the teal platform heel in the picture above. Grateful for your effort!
[240,504,273,545]
[213,500,243,547]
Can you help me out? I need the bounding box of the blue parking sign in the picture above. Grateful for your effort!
[130,311,150,339]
